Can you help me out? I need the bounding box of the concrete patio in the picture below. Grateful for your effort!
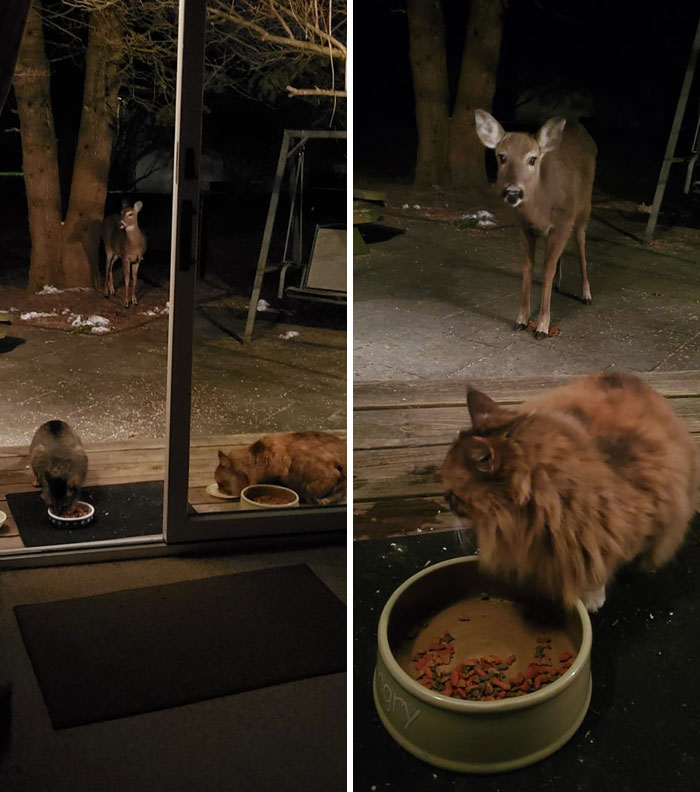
[353,196,700,381]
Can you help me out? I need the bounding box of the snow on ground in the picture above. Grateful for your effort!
[20,311,58,320]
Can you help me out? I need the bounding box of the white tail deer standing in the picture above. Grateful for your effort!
[474,110,597,339]
[102,200,147,308]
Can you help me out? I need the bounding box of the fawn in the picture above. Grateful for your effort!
[102,200,147,308]
[475,110,597,339]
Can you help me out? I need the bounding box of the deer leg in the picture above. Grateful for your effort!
[131,260,141,305]
[554,256,563,292]
[515,230,537,330]
[104,253,115,297]
[123,259,131,308]
[576,225,592,304]
[535,228,570,339]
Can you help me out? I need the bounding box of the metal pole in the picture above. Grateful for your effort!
[645,16,700,243]
[243,130,291,343]
[162,0,206,540]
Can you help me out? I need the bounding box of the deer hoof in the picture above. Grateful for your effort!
[534,330,548,340]
[582,298,592,305]
[513,322,528,332]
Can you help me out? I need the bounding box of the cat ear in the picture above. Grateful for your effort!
[462,436,499,474]
[217,450,230,467]
[467,388,500,429]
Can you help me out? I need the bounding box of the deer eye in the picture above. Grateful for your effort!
[528,156,537,166]
[497,153,507,164]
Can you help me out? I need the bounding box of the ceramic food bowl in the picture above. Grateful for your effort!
[205,482,239,500]
[373,555,592,773]
[240,484,300,509]
[47,501,95,528]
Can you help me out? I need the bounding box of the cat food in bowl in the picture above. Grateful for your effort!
[47,501,95,528]
[240,484,300,510]
[374,556,592,773]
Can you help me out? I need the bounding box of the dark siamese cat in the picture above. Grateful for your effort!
[440,373,700,612]
[215,431,346,505]
[29,420,88,515]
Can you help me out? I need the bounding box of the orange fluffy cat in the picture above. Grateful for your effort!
[440,373,700,611]
[215,431,346,505]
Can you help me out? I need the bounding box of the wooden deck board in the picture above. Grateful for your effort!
[354,372,700,541]
[0,430,345,550]
[354,370,700,409]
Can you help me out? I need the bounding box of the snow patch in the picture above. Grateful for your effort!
[279,330,299,340]
[35,285,62,295]
[20,311,58,320]
[257,299,273,312]
[141,305,169,317]
[70,314,110,328]
[461,209,495,221]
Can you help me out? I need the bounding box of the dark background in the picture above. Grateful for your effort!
[0,12,347,303]
[354,0,700,204]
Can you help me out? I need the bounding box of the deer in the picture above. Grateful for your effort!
[102,199,147,308]
[474,109,597,340]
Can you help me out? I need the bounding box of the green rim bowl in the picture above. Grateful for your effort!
[373,555,592,773]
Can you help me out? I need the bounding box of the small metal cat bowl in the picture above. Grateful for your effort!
[47,501,95,528]
[240,484,300,510]
[373,556,592,773]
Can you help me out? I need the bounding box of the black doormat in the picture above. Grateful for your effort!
[15,563,346,729]
[6,481,168,546]
[354,522,700,790]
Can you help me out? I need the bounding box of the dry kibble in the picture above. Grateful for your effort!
[412,630,576,701]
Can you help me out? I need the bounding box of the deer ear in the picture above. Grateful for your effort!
[461,436,499,474]
[537,117,566,154]
[474,109,505,149]
[134,201,143,212]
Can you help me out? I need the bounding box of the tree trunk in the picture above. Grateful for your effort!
[62,7,123,288]
[407,0,450,187]
[448,0,504,187]
[13,0,64,292]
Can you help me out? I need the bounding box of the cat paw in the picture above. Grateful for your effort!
[582,586,606,612]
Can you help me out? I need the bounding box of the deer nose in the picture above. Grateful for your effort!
[502,186,523,205]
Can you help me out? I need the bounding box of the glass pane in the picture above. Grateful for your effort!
[186,2,347,520]
[0,3,179,552]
